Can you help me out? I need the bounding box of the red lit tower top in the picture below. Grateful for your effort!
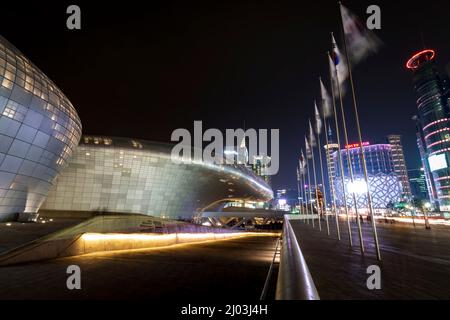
[406,49,435,70]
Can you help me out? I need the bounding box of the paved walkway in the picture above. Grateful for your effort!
[0,235,278,299]
[290,218,450,299]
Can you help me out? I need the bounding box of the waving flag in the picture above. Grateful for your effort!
[309,120,316,147]
[299,149,306,174]
[331,34,348,85]
[305,136,312,159]
[328,53,338,96]
[320,78,332,118]
[340,4,382,65]
[314,101,322,134]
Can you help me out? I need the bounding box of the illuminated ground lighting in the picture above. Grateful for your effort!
[81,232,278,242]
[79,232,279,255]
[406,49,435,70]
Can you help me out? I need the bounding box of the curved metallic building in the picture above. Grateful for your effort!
[0,36,82,221]
[41,136,273,219]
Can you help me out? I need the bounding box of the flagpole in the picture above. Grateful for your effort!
[320,78,340,240]
[324,121,340,239]
[296,166,302,215]
[315,106,330,235]
[309,122,322,231]
[328,51,352,247]
[300,167,307,222]
[305,139,315,228]
[338,2,381,260]
[303,170,310,224]
[301,153,310,224]
[331,40,365,254]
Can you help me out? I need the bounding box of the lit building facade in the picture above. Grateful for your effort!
[251,155,271,185]
[387,135,412,200]
[408,168,429,201]
[323,126,339,207]
[41,136,273,219]
[275,188,297,211]
[0,36,82,222]
[407,49,450,210]
[333,142,402,209]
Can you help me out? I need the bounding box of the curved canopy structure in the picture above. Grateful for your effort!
[42,136,273,219]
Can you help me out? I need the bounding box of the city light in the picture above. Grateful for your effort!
[347,179,368,195]
[428,153,448,172]
[406,49,436,70]
[345,141,370,149]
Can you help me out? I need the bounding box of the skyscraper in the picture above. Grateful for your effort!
[323,126,339,207]
[387,135,412,200]
[407,49,450,210]
[408,168,429,201]
[252,155,271,185]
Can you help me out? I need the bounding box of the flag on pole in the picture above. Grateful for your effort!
[328,52,339,96]
[299,150,306,174]
[331,33,348,86]
[309,120,316,147]
[300,149,306,171]
[320,78,332,118]
[339,4,382,65]
[305,136,312,159]
[314,101,322,134]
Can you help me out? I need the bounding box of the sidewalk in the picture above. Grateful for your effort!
[290,218,450,299]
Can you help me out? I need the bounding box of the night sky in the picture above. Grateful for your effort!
[1,0,450,190]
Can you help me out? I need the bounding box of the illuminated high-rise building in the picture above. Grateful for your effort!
[408,168,429,201]
[252,155,271,184]
[323,126,339,207]
[407,49,450,210]
[387,135,412,200]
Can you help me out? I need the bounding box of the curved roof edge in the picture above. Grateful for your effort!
[80,135,274,199]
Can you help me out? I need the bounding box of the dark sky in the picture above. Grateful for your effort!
[1,0,450,190]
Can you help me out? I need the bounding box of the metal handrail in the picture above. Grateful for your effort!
[275,218,320,300]
[260,237,280,300]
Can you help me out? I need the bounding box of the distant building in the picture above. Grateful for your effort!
[275,188,297,211]
[252,155,271,185]
[387,135,412,200]
[408,168,429,201]
[333,142,402,210]
[323,126,339,207]
[407,49,450,210]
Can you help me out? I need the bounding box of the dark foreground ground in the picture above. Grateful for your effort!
[0,218,85,254]
[290,218,450,299]
[0,235,278,300]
